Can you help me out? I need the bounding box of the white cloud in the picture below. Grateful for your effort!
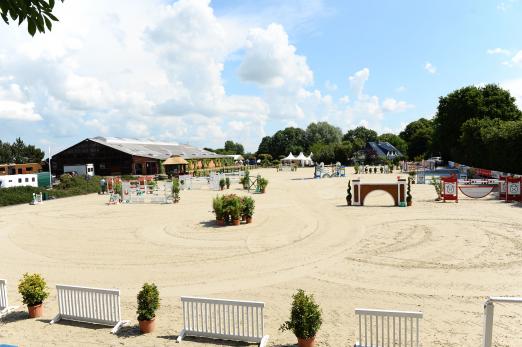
[324,80,338,92]
[0,82,42,121]
[382,98,414,112]
[395,85,407,93]
[511,50,522,65]
[487,48,512,56]
[238,23,313,89]
[424,62,437,74]
[349,68,370,98]
[502,79,522,108]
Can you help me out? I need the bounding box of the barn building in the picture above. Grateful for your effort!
[51,137,228,176]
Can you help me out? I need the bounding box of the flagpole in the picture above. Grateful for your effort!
[48,146,52,188]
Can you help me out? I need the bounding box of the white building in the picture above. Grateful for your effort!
[0,174,38,188]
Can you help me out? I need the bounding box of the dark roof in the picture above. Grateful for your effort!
[367,142,403,157]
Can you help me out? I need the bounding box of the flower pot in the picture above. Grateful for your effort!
[297,337,316,347]
[28,303,44,318]
[246,216,253,224]
[242,215,247,222]
[261,188,266,193]
[407,200,412,206]
[139,318,156,333]
[217,218,225,226]
[232,219,240,226]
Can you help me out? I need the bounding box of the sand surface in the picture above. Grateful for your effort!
[1,167,522,346]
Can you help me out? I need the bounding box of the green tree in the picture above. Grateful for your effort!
[432,84,522,161]
[310,143,335,164]
[305,122,342,148]
[1,0,63,36]
[333,142,353,164]
[265,127,306,159]
[257,136,272,155]
[0,138,44,163]
[399,118,434,159]
[224,140,244,155]
[343,126,378,151]
[377,133,407,156]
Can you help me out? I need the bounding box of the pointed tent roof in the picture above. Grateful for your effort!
[296,152,307,160]
[282,152,296,161]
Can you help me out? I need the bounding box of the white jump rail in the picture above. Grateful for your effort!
[50,284,129,333]
[483,296,522,347]
[0,279,18,318]
[355,308,423,347]
[177,296,269,346]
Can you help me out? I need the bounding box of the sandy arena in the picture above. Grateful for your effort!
[1,167,522,346]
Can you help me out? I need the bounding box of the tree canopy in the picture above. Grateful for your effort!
[432,84,522,162]
[342,126,378,151]
[1,0,63,36]
[377,133,408,156]
[399,118,434,159]
[0,138,45,163]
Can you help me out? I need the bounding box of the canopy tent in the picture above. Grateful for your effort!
[282,152,297,162]
[163,155,188,176]
[295,152,312,167]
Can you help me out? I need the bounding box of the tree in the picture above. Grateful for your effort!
[432,84,522,162]
[333,142,353,164]
[305,122,342,148]
[257,136,272,155]
[310,143,335,164]
[224,140,244,155]
[343,126,378,151]
[1,0,63,36]
[399,118,434,159]
[0,138,44,163]
[377,133,407,157]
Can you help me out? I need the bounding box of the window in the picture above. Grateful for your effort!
[25,178,29,182]
[18,168,22,174]
[26,167,33,171]
[32,177,35,182]
[18,178,22,183]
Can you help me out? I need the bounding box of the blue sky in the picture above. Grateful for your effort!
[0,0,521,153]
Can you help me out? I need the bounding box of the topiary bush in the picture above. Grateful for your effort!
[280,289,322,340]
[213,195,224,220]
[18,273,49,306]
[137,283,160,321]
[242,196,255,217]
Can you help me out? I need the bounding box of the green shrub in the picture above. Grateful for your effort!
[225,177,230,189]
[222,194,242,221]
[280,289,322,339]
[172,179,180,202]
[407,177,412,203]
[219,178,226,190]
[136,283,160,321]
[18,273,49,306]
[242,196,255,217]
[212,195,224,220]
[258,177,268,191]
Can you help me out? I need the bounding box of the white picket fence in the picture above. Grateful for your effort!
[50,284,129,333]
[355,308,422,347]
[483,296,522,347]
[0,279,17,318]
[177,296,269,346]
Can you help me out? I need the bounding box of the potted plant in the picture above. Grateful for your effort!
[219,178,226,191]
[406,177,413,206]
[243,170,250,190]
[172,178,180,203]
[229,196,242,226]
[225,177,231,189]
[213,196,225,225]
[346,181,352,206]
[258,177,268,193]
[380,166,384,173]
[18,273,49,318]
[354,164,359,174]
[137,282,160,334]
[242,196,255,223]
[280,289,322,347]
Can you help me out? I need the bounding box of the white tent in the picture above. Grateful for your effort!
[282,152,296,162]
[306,152,314,165]
[295,152,310,167]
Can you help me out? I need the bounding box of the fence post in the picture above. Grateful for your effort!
[483,300,494,347]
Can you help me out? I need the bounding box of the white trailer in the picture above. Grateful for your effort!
[64,164,95,176]
[0,174,38,188]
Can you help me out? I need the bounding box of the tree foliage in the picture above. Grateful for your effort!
[399,118,434,159]
[343,126,378,151]
[432,84,522,162]
[378,133,407,156]
[1,0,63,36]
[304,122,342,148]
[0,138,45,163]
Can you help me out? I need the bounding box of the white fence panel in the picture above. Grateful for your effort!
[0,279,17,317]
[177,296,269,346]
[355,308,422,347]
[50,284,129,333]
[483,296,522,347]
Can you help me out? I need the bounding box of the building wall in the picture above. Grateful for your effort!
[52,139,133,176]
[0,163,42,176]
[0,174,38,188]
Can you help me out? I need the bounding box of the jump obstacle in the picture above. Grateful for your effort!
[314,163,346,178]
[351,178,407,206]
[441,176,521,202]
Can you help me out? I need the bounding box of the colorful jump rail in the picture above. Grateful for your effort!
[441,176,522,202]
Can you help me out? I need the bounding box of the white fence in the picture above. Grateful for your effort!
[355,308,422,347]
[483,296,522,347]
[0,279,17,317]
[177,296,269,346]
[50,284,129,333]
